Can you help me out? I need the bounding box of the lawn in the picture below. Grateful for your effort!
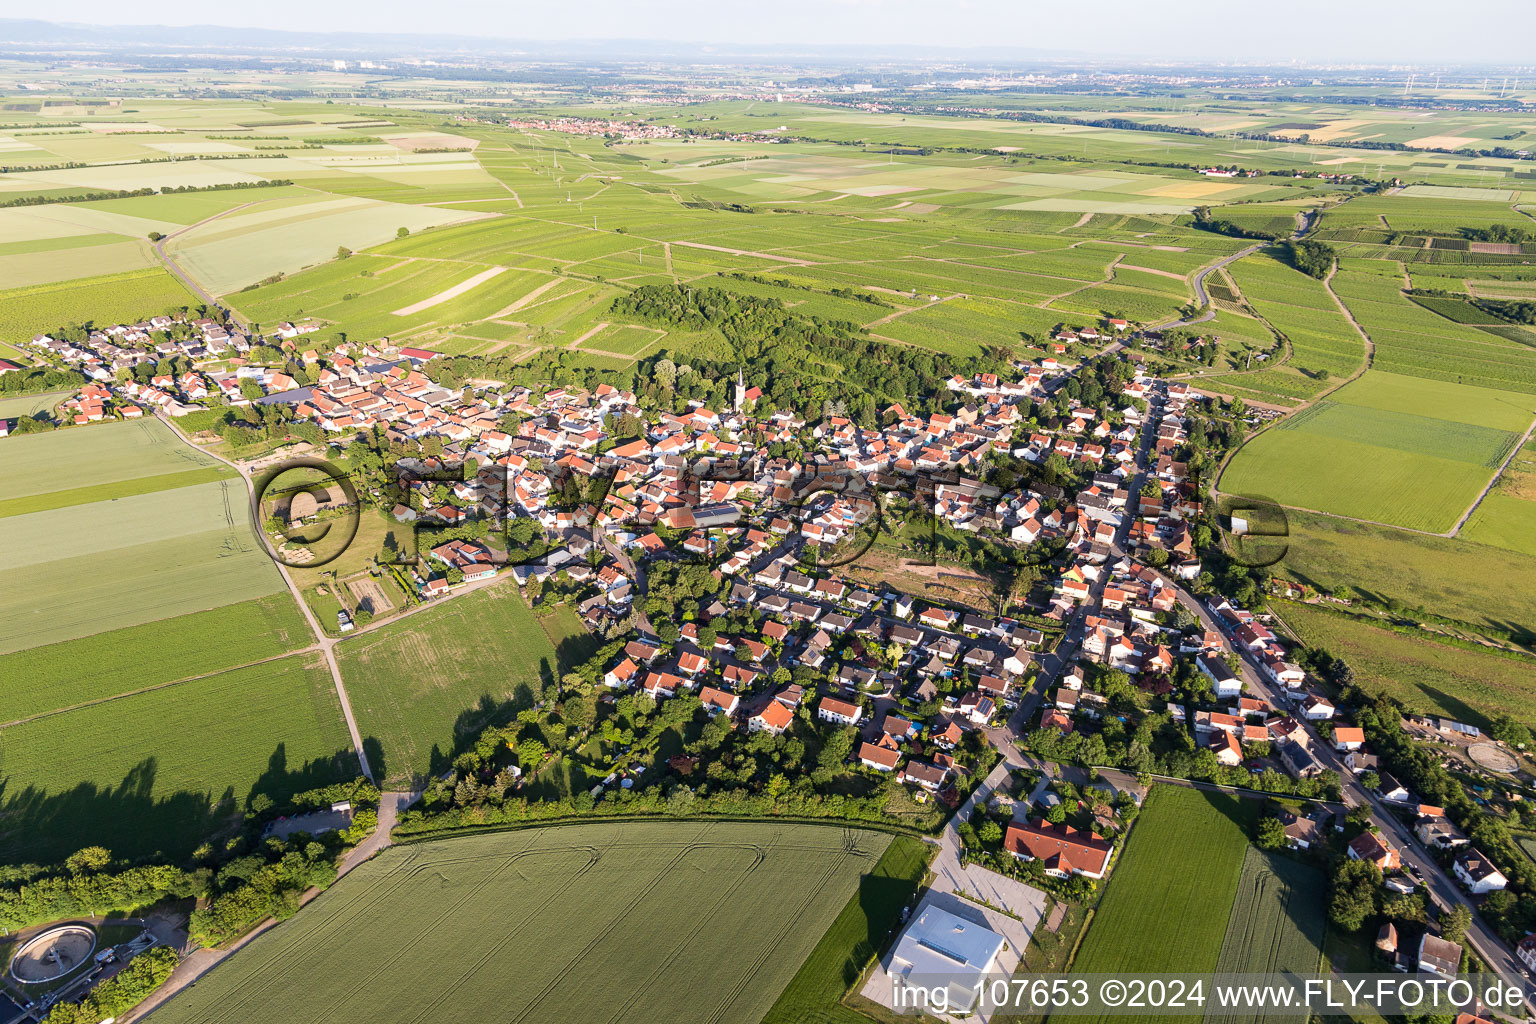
[1073,785,1254,1020]
[150,821,891,1024]
[336,583,587,787]
[1207,848,1327,1024]
[0,652,355,863]
[1270,600,1536,730]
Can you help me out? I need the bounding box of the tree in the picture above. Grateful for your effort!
[515,737,547,770]
[1359,770,1380,790]
[336,246,352,259]
[147,230,164,242]
[653,358,677,390]
[563,693,596,732]
[1441,904,1472,945]
[1256,816,1288,850]
[1490,713,1533,749]
[1045,802,1067,825]
[1329,858,1381,931]
[978,820,1003,845]
[65,846,112,875]
[397,226,410,238]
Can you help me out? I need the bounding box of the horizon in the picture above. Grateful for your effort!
[7,1,1536,65]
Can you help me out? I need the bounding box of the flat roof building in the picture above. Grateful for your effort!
[887,904,1006,1014]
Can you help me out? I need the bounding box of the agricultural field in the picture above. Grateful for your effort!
[0,652,354,863]
[165,193,492,296]
[1073,786,1254,999]
[151,821,891,1024]
[1207,850,1326,1024]
[761,835,932,1024]
[1276,511,1536,640]
[0,420,286,654]
[1330,262,1536,395]
[1271,600,1536,728]
[1225,251,1365,381]
[0,268,198,343]
[1221,373,1531,533]
[336,582,587,787]
[0,593,311,722]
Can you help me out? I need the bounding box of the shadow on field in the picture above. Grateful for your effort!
[1414,684,1487,733]
[0,758,236,866]
[423,683,541,787]
[843,869,922,986]
[245,742,367,814]
[0,743,365,867]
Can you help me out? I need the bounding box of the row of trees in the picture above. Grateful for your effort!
[41,947,179,1024]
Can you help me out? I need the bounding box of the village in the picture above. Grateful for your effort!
[11,304,1536,1006]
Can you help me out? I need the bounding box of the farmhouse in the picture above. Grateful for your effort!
[1417,933,1462,975]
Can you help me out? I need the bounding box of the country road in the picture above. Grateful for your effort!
[1158,241,1268,328]
[151,199,266,324]
[155,410,373,782]
[1158,209,1318,330]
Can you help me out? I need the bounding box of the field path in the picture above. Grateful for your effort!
[862,292,963,328]
[1211,258,1382,515]
[153,411,373,783]
[1449,416,1536,536]
[670,240,813,265]
[567,321,609,349]
[1319,258,1376,381]
[153,199,269,322]
[390,266,506,317]
[1118,263,1188,281]
[484,277,563,319]
[1047,253,1125,305]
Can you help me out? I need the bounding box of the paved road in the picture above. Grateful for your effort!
[929,759,1051,917]
[150,200,264,324]
[1157,209,1317,330]
[994,365,1533,1008]
[1159,242,1269,328]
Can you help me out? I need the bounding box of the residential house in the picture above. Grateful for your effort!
[1003,819,1113,879]
[1454,849,1508,894]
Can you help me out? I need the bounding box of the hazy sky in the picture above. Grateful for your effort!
[27,0,1536,63]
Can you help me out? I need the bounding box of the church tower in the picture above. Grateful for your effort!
[734,367,746,413]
